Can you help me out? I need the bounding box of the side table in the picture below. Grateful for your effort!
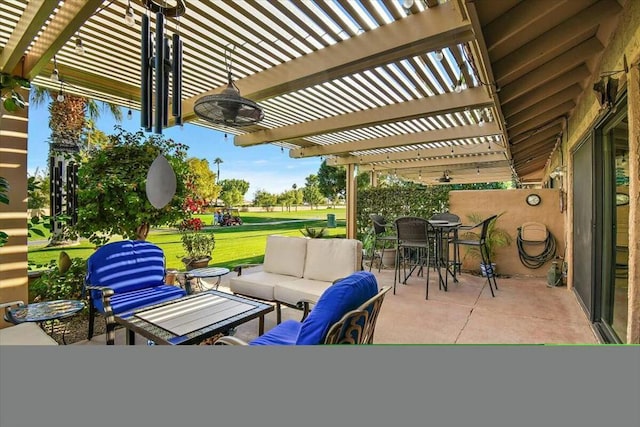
[183,267,231,294]
[4,299,86,344]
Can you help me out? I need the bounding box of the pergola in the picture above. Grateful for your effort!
[1,1,639,345]
[1,0,624,184]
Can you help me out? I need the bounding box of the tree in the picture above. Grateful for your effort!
[221,187,243,208]
[277,189,296,212]
[27,172,48,213]
[71,127,192,246]
[30,86,122,244]
[303,174,324,209]
[187,157,220,203]
[253,189,277,211]
[213,157,223,184]
[317,160,371,206]
[220,179,250,205]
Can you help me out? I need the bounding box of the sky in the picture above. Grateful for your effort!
[26,101,322,199]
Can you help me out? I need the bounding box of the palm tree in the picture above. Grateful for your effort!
[213,157,223,184]
[30,85,122,244]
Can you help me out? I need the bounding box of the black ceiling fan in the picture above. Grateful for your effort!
[436,170,453,183]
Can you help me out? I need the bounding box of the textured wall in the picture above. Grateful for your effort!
[450,189,565,278]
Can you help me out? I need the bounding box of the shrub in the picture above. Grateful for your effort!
[29,257,87,302]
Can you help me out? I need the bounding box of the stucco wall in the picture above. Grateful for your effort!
[450,189,565,278]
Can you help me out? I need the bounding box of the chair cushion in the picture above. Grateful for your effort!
[0,323,58,345]
[296,271,378,345]
[263,235,308,277]
[302,238,362,282]
[93,284,186,315]
[86,240,167,302]
[273,278,331,307]
[249,320,301,346]
[230,271,300,301]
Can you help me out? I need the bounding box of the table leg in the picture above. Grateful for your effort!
[126,329,136,345]
[258,315,265,335]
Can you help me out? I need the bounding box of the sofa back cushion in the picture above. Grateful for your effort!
[263,235,308,277]
[296,271,378,345]
[86,240,166,298]
[302,238,362,282]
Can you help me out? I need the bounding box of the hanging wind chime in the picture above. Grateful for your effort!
[140,0,186,134]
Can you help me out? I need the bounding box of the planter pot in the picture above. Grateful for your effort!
[480,262,496,278]
[381,248,396,268]
[182,256,211,271]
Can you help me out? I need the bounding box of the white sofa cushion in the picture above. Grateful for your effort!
[230,271,300,301]
[0,323,58,345]
[263,235,308,278]
[302,238,362,282]
[274,278,333,306]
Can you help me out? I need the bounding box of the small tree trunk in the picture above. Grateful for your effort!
[136,222,150,240]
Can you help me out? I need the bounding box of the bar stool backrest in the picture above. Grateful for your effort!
[370,214,390,236]
[395,216,431,243]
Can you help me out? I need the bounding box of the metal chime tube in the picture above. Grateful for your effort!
[154,12,164,134]
[141,13,152,131]
[65,162,78,226]
[172,33,182,125]
[163,36,170,127]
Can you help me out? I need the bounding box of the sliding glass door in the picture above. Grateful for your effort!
[597,97,629,343]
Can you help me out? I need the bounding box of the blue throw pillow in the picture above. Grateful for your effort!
[295,271,378,345]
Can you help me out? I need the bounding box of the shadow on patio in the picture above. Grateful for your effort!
[75,266,597,345]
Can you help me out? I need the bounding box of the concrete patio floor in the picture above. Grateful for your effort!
[75,266,598,345]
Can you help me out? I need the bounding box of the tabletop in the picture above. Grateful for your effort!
[185,266,230,278]
[115,290,273,345]
[6,300,86,324]
[428,220,462,228]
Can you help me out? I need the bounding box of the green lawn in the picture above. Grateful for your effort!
[28,208,347,270]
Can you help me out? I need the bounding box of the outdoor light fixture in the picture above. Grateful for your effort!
[140,1,185,134]
[194,45,264,127]
[124,0,135,26]
[593,77,618,109]
[454,75,466,93]
[127,109,133,120]
[56,82,64,102]
[50,56,59,83]
[434,49,444,61]
[402,0,414,9]
[75,37,85,55]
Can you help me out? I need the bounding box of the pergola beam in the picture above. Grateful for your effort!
[508,101,575,139]
[0,0,58,74]
[182,2,473,121]
[293,121,500,159]
[357,153,508,172]
[499,37,603,104]
[506,85,582,128]
[22,0,103,80]
[361,159,510,173]
[236,87,493,147]
[327,142,501,165]
[39,63,140,101]
[502,67,589,117]
[493,0,620,87]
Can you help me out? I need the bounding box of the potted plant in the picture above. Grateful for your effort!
[462,212,512,277]
[179,218,216,270]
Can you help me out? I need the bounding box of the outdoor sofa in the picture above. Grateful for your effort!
[230,235,363,322]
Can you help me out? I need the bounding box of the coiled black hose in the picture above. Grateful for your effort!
[517,227,556,269]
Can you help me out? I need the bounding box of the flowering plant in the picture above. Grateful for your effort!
[178,218,216,260]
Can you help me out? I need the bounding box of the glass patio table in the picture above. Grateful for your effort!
[4,299,86,344]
